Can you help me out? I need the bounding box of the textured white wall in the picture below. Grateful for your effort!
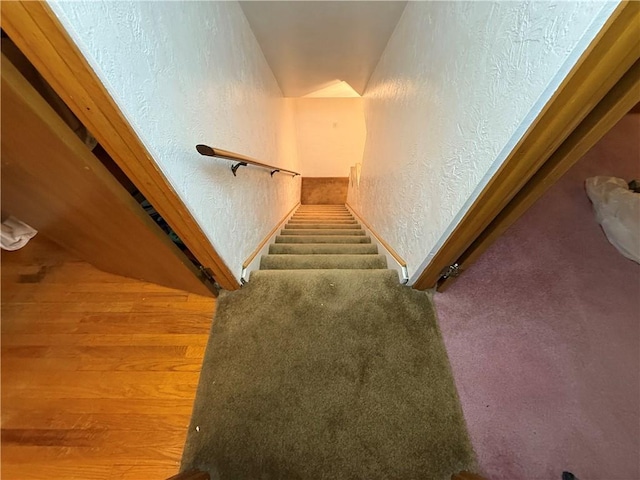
[48,1,300,282]
[347,1,619,284]
[294,98,366,177]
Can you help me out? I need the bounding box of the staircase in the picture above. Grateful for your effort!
[182,206,475,479]
[260,204,388,271]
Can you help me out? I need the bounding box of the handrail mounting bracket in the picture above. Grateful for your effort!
[231,162,248,177]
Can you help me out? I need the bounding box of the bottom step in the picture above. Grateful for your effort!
[260,254,387,270]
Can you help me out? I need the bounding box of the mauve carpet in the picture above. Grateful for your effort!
[181,269,475,479]
[435,114,640,479]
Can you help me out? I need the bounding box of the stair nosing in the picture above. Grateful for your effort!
[280,231,367,236]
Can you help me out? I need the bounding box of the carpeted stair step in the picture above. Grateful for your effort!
[295,213,350,216]
[293,213,353,218]
[294,210,350,213]
[252,268,400,282]
[275,235,371,244]
[296,210,349,214]
[284,224,361,230]
[280,229,366,236]
[291,218,355,223]
[297,206,347,209]
[260,254,387,270]
[287,220,360,225]
[269,243,378,255]
[295,207,349,211]
[293,211,352,214]
[288,219,358,224]
[294,216,351,219]
[293,213,353,216]
[296,210,349,213]
[296,210,351,215]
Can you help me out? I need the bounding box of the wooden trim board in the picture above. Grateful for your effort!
[439,58,640,291]
[241,203,301,282]
[413,2,640,290]
[346,204,409,284]
[1,1,240,291]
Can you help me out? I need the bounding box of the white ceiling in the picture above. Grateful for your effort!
[240,1,407,97]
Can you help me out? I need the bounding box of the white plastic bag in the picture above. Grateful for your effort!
[1,216,38,251]
[585,176,640,264]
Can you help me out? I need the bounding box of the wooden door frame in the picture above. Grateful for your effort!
[1,1,240,291]
[439,58,640,291]
[413,2,640,291]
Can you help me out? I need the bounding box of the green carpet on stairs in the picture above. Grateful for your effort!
[181,205,475,479]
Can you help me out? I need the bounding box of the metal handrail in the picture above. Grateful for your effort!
[196,145,300,177]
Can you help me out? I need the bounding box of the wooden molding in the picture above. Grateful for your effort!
[347,204,407,268]
[413,2,640,290]
[242,202,300,269]
[439,58,640,291]
[1,1,240,290]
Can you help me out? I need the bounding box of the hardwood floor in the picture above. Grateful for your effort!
[1,237,216,479]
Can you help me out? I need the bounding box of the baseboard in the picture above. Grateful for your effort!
[346,204,409,284]
[241,202,300,283]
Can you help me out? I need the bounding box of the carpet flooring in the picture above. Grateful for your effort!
[435,114,640,480]
[181,206,475,479]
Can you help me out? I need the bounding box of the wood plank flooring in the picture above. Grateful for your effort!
[1,237,216,479]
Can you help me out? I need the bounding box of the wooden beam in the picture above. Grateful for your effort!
[1,1,240,290]
[413,2,640,290]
